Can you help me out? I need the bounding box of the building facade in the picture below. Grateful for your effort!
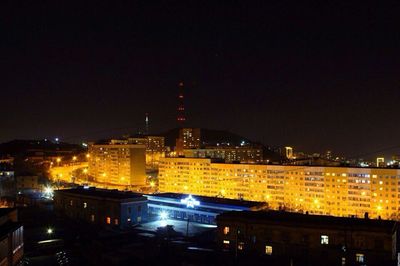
[125,136,166,170]
[54,187,148,229]
[88,140,146,186]
[183,146,263,163]
[0,208,24,266]
[145,136,165,170]
[176,128,201,155]
[146,193,266,225]
[16,176,42,193]
[159,157,400,220]
[216,211,397,266]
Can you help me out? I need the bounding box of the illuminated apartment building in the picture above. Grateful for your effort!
[183,146,263,163]
[145,136,165,169]
[176,128,201,155]
[159,157,400,220]
[88,140,146,186]
[123,136,165,169]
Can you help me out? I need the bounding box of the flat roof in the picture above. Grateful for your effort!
[55,187,146,201]
[147,193,265,208]
[217,210,396,231]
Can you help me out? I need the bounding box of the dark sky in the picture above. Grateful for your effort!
[1,1,399,158]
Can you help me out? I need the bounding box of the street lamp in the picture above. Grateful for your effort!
[47,228,53,235]
[159,211,168,227]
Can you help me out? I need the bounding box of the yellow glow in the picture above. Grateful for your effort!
[150,181,155,187]
[86,153,90,158]
[56,157,61,163]
[157,157,400,220]
[72,156,77,161]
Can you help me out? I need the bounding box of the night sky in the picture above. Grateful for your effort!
[1,1,399,158]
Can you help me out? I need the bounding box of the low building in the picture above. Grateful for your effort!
[216,211,398,266]
[147,193,266,225]
[54,187,148,229]
[0,208,24,266]
[16,175,43,193]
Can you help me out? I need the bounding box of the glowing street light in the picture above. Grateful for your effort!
[56,157,61,163]
[43,186,54,199]
[159,211,168,227]
[159,211,168,220]
[72,156,77,161]
[47,228,54,235]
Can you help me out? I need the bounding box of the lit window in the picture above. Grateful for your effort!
[106,217,111,224]
[237,242,244,250]
[265,245,273,255]
[115,219,119,225]
[223,226,230,235]
[70,200,73,206]
[341,257,346,266]
[223,240,230,244]
[321,235,329,245]
[356,253,365,263]
[83,202,87,208]
[127,218,131,222]
[91,214,95,222]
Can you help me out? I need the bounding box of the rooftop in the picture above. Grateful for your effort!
[148,193,265,208]
[217,210,396,232]
[55,187,146,201]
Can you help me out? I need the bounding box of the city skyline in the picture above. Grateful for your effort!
[2,2,399,157]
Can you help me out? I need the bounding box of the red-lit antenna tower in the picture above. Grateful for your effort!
[177,81,186,125]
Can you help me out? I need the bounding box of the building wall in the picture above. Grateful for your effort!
[88,143,146,186]
[217,215,394,265]
[16,176,42,191]
[183,147,263,163]
[54,191,148,229]
[0,209,23,266]
[176,128,201,155]
[130,147,146,186]
[159,157,400,219]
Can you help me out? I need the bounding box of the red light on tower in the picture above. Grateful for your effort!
[177,81,186,125]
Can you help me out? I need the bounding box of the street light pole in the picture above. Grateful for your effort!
[186,216,190,237]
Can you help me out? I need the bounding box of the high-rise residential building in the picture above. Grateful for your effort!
[377,157,385,167]
[159,157,400,220]
[285,146,294,159]
[183,146,263,163]
[176,128,201,155]
[119,136,165,170]
[145,136,165,169]
[88,140,146,186]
